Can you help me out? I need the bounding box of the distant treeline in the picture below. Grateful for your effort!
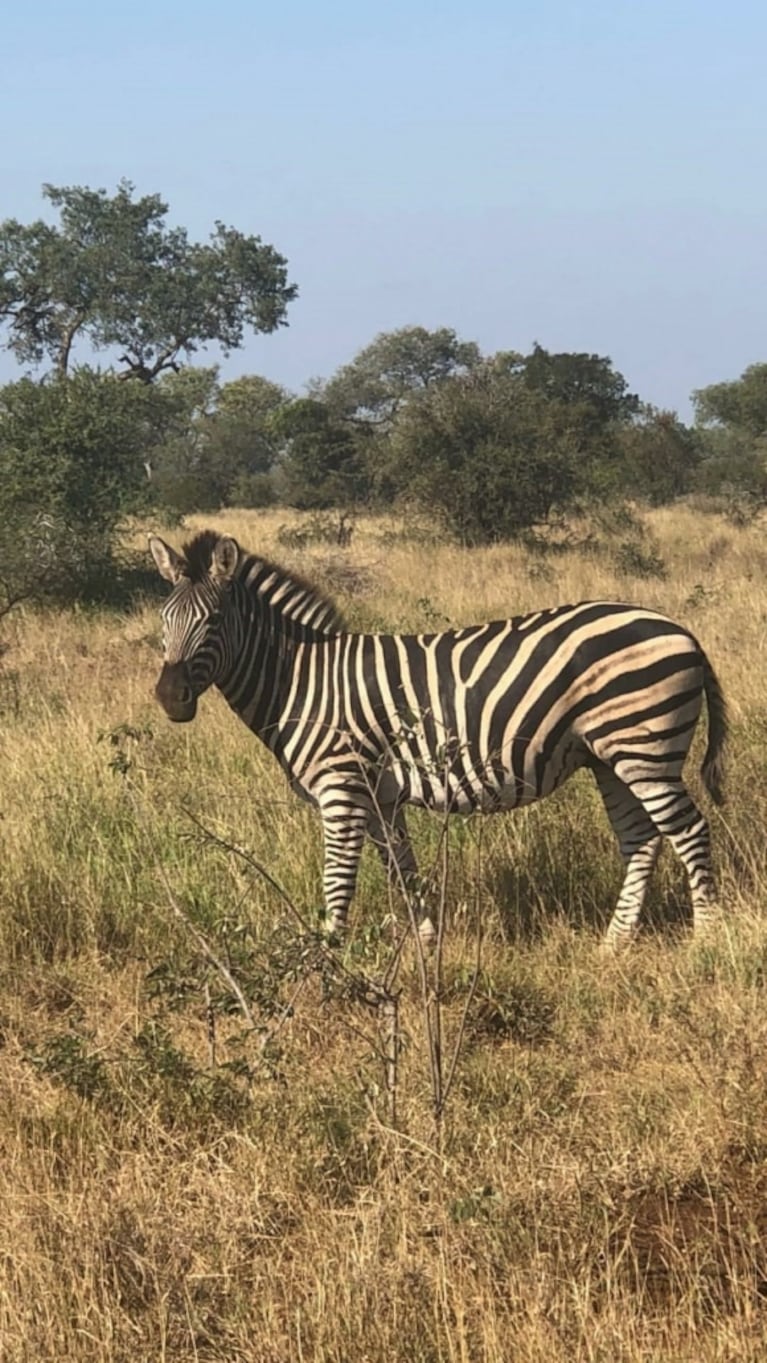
[2,329,767,607]
[1,183,766,607]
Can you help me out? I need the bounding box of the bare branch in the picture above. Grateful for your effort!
[115,344,181,383]
[121,787,259,1031]
[0,579,33,622]
[180,807,391,1008]
[441,820,485,1109]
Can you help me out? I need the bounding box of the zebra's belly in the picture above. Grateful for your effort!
[402,777,564,816]
[388,736,587,815]
[292,732,588,817]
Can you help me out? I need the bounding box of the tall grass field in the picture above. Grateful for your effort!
[2,505,767,1362]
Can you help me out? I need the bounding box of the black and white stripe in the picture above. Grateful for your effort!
[149,530,728,948]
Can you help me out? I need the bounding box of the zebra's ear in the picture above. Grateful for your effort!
[211,536,239,582]
[148,534,186,585]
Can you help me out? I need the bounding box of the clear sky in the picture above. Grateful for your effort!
[2,0,765,416]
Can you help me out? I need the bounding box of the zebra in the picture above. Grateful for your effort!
[148,529,728,950]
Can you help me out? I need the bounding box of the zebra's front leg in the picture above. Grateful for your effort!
[319,803,369,941]
[368,805,437,949]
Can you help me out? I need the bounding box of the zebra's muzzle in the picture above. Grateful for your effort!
[155,662,198,723]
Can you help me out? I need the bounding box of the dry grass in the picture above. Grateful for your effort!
[2,504,767,1361]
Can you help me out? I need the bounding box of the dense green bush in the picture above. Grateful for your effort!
[274,399,374,509]
[382,366,582,543]
[0,369,164,600]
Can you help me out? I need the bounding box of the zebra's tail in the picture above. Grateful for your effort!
[700,651,728,807]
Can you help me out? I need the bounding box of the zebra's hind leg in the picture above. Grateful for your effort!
[628,777,720,937]
[368,805,436,948]
[594,764,662,950]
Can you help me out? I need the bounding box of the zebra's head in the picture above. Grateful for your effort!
[148,531,242,722]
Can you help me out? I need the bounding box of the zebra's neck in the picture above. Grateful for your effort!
[216,551,344,751]
[237,551,344,636]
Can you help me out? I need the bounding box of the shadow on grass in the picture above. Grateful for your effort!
[488,857,694,948]
[43,551,168,612]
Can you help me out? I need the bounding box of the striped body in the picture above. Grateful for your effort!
[150,531,727,948]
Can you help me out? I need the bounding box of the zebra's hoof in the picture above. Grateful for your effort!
[600,931,635,955]
[692,909,725,937]
[690,918,726,951]
[417,918,437,953]
[318,913,345,948]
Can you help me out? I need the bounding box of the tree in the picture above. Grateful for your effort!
[139,367,221,513]
[0,368,189,596]
[151,373,289,512]
[213,374,287,473]
[0,181,297,381]
[273,399,373,509]
[515,343,640,428]
[692,363,767,503]
[693,363,767,437]
[614,408,702,505]
[320,325,481,428]
[483,344,641,496]
[385,367,580,543]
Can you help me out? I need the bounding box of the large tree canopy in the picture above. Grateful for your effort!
[492,343,640,430]
[384,366,581,543]
[613,407,702,505]
[693,363,767,437]
[273,398,372,508]
[0,181,297,381]
[692,364,767,505]
[320,325,481,427]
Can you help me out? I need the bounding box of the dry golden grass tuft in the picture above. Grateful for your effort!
[2,505,767,1360]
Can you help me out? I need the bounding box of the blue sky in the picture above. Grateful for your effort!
[2,0,765,416]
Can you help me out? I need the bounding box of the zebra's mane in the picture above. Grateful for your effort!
[182,530,225,581]
[181,530,345,635]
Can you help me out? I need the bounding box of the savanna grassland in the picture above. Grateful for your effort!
[3,505,767,1363]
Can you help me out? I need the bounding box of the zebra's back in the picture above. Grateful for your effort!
[288,600,705,816]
